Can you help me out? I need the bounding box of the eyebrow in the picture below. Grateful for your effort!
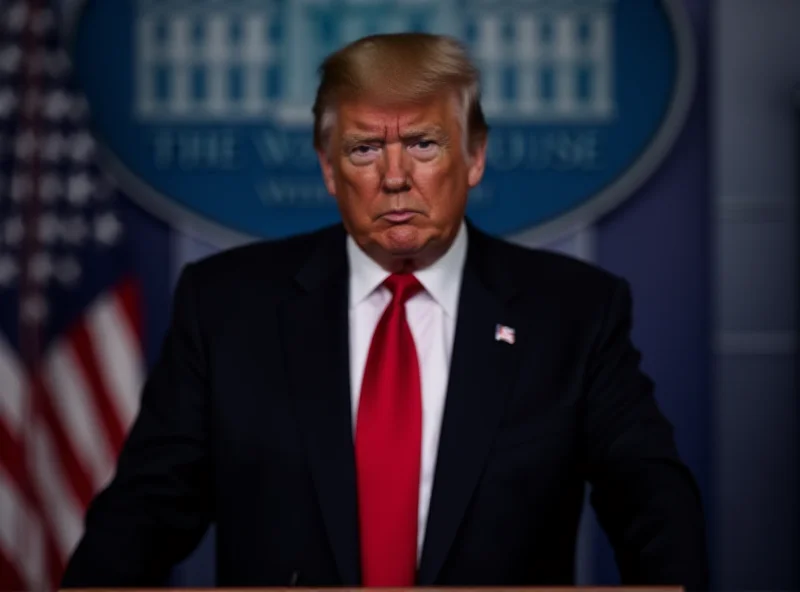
[399,126,449,141]
[340,126,450,150]
[341,132,385,147]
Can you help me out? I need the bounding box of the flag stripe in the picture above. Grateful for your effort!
[0,468,26,588]
[0,548,24,592]
[25,513,46,592]
[88,283,144,434]
[43,340,116,491]
[0,335,26,438]
[45,530,65,592]
[0,463,45,591]
[29,419,84,560]
[115,275,144,345]
[31,378,94,508]
[71,320,128,454]
[0,421,26,502]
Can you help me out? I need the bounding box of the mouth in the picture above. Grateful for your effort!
[380,210,418,224]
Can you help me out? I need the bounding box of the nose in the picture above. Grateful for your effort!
[380,143,411,193]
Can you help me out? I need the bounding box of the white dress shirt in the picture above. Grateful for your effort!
[347,221,468,560]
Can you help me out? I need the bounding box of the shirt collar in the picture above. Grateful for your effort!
[347,220,468,318]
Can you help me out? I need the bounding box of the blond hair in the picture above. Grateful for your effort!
[312,32,488,153]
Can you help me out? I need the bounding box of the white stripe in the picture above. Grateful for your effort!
[0,333,26,437]
[87,291,144,432]
[43,339,115,490]
[30,421,83,561]
[0,464,46,591]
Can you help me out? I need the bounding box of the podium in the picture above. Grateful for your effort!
[59,586,684,592]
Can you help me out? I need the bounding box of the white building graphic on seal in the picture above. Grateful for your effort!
[135,0,616,124]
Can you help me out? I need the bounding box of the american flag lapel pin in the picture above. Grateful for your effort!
[494,324,516,345]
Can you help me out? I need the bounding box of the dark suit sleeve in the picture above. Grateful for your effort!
[61,264,213,586]
[584,278,709,590]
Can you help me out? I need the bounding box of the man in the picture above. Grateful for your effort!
[62,33,708,588]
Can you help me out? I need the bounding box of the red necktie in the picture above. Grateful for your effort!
[355,273,424,587]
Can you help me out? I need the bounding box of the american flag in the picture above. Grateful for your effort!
[494,324,515,345]
[0,1,145,589]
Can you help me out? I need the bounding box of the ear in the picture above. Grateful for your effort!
[467,135,487,188]
[317,148,337,196]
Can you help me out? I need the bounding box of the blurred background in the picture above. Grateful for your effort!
[0,0,797,589]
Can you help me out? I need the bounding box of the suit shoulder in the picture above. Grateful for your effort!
[182,224,341,288]
[482,232,622,292]
[480,235,630,331]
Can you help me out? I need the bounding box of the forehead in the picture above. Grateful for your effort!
[335,93,459,134]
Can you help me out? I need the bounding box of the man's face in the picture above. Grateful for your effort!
[317,92,487,270]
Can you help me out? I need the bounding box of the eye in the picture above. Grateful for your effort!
[415,140,436,150]
[348,144,380,163]
[409,139,439,160]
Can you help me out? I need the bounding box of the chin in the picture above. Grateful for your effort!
[380,225,427,254]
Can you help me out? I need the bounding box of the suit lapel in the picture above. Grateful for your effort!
[279,223,526,586]
[279,225,361,586]
[418,225,524,585]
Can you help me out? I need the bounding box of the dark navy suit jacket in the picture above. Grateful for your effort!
[62,222,708,588]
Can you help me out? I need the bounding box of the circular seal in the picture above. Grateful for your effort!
[68,0,696,246]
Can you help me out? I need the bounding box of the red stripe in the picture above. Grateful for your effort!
[0,548,25,592]
[0,413,46,534]
[115,276,144,347]
[68,322,126,453]
[46,531,65,591]
[30,378,94,508]
[0,422,27,501]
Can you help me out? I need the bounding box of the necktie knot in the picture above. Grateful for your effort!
[384,273,423,306]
